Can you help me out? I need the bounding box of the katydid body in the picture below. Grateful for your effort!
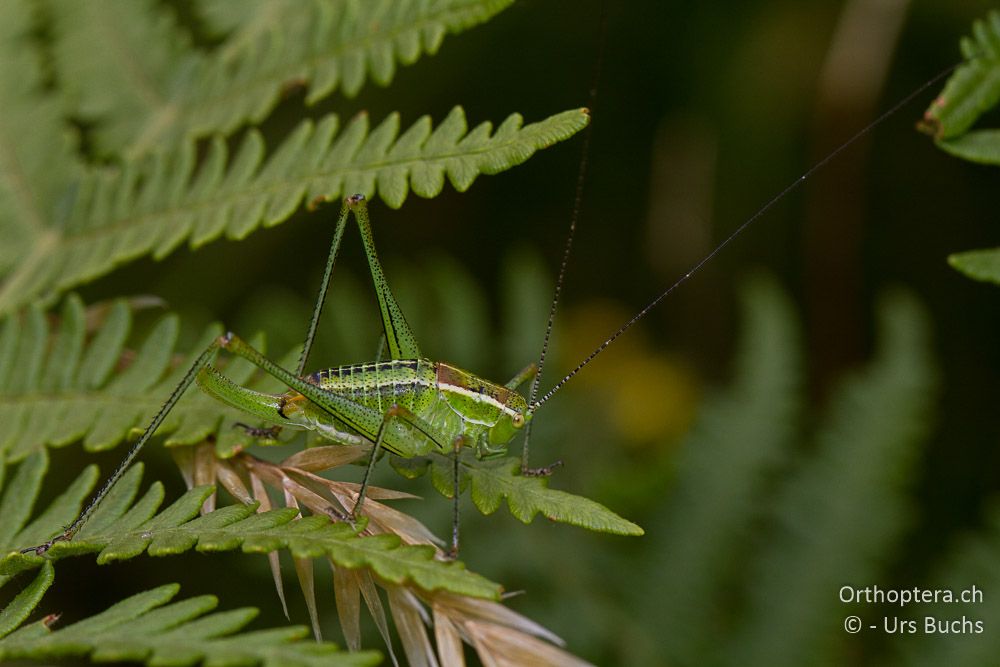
[301,360,529,454]
[194,193,534,502]
[25,194,532,556]
[23,60,955,558]
[201,358,530,459]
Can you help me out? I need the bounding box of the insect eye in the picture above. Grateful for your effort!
[512,413,525,428]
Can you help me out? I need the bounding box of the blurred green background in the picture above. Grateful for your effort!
[40,0,1000,664]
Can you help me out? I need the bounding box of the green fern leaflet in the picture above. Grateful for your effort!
[0,566,380,666]
[0,0,587,314]
[922,10,1000,285]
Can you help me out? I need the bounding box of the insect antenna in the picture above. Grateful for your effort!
[531,60,963,410]
[521,3,609,472]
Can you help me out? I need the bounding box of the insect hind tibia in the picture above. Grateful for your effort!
[20,336,227,554]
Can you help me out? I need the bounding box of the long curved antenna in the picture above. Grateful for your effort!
[521,2,609,471]
[532,61,962,410]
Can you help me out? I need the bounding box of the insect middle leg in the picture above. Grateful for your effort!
[354,404,466,555]
[364,412,467,557]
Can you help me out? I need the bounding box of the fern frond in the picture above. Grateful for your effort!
[195,0,273,38]
[1,457,502,600]
[0,296,280,461]
[728,289,937,666]
[0,574,381,666]
[392,451,644,536]
[948,247,1000,284]
[921,12,1000,285]
[399,589,593,667]
[936,129,1000,164]
[638,273,804,664]
[0,107,588,315]
[921,11,1000,140]
[48,0,515,155]
[200,444,594,664]
[0,562,53,637]
[1,445,591,662]
[46,0,197,157]
[0,2,82,279]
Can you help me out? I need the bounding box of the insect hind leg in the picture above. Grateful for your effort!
[21,337,226,555]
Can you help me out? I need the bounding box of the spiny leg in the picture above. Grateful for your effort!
[350,405,467,557]
[352,404,449,519]
[21,339,225,555]
[197,363,371,452]
[347,194,421,360]
[520,416,564,476]
[507,363,563,477]
[296,197,353,375]
[291,193,424,366]
[251,193,420,442]
[352,408,398,520]
[448,435,468,559]
[220,334,397,441]
[238,198,355,444]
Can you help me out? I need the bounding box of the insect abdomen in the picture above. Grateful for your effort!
[309,359,438,414]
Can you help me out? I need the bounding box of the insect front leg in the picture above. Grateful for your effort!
[515,363,563,478]
[501,363,561,477]
[448,435,468,559]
